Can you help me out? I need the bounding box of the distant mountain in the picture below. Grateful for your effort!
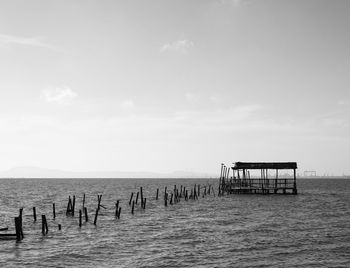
[0,166,216,179]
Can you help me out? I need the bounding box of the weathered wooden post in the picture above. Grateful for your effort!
[117,207,121,219]
[293,168,297,195]
[72,195,76,216]
[94,209,99,225]
[53,203,56,219]
[143,198,146,209]
[82,193,85,210]
[170,193,173,205]
[156,188,159,200]
[97,195,102,210]
[42,215,48,235]
[140,187,144,208]
[164,193,168,207]
[33,207,37,222]
[135,192,139,204]
[66,196,73,216]
[14,217,23,241]
[129,192,134,206]
[115,201,119,218]
[131,201,135,214]
[79,210,82,227]
[84,207,88,222]
[58,224,61,230]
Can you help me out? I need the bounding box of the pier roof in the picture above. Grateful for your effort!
[232,162,297,170]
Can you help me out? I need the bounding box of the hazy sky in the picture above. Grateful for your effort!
[0,0,350,175]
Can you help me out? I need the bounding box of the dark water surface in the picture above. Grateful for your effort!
[0,178,349,267]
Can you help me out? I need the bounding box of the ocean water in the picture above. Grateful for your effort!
[0,178,349,267]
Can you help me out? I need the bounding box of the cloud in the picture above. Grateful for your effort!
[0,33,59,51]
[160,39,194,54]
[41,87,78,105]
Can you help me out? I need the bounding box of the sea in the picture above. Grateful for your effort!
[0,178,349,268]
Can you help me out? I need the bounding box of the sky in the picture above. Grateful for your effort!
[0,0,350,176]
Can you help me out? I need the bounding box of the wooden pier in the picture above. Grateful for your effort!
[219,162,298,195]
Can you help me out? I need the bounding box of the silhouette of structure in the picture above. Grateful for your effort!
[219,162,298,195]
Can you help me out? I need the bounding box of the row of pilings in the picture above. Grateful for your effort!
[1,181,215,242]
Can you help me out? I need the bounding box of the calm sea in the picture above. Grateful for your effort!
[0,178,349,267]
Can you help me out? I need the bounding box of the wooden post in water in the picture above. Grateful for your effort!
[164,193,168,207]
[58,224,61,230]
[135,192,139,205]
[72,195,76,216]
[66,196,71,215]
[94,209,98,225]
[33,207,37,222]
[82,193,85,210]
[143,198,146,209]
[14,217,23,241]
[170,193,173,205]
[129,192,134,206]
[79,210,82,227]
[84,207,88,222]
[53,203,56,219]
[97,195,102,210]
[42,215,48,235]
[140,187,143,208]
[156,188,159,200]
[131,201,135,214]
[293,168,297,195]
[117,207,121,219]
[115,201,119,218]
[18,208,24,239]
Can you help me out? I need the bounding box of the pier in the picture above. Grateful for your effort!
[219,162,298,195]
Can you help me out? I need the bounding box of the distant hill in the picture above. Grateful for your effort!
[0,166,216,179]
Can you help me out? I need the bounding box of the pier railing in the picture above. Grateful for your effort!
[220,178,296,194]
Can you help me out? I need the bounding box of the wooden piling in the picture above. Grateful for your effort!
[79,210,82,227]
[136,192,139,204]
[58,224,61,230]
[156,188,159,200]
[164,193,168,206]
[14,217,23,241]
[94,209,98,225]
[42,215,48,235]
[140,187,144,208]
[66,196,74,216]
[97,195,102,210]
[82,193,85,210]
[84,207,88,222]
[131,201,135,214]
[53,203,56,219]
[72,195,76,216]
[115,201,119,218]
[117,207,121,219]
[33,207,37,222]
[170,193,173,205]
[143,198,146,209]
